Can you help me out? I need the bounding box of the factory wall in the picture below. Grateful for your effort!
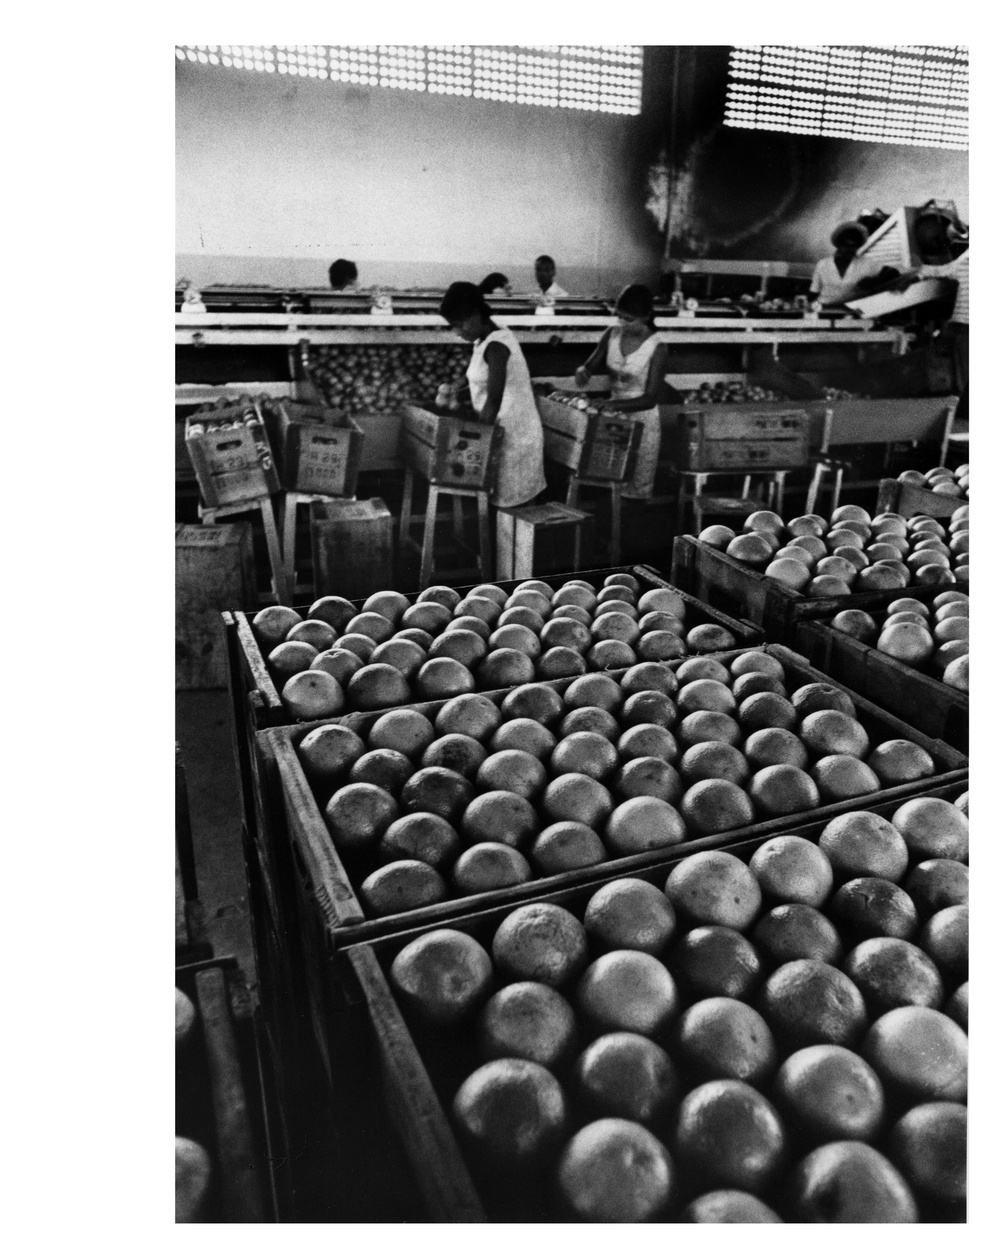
[175,60,664,296]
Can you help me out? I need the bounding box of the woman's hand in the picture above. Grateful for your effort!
[574,366,590,389]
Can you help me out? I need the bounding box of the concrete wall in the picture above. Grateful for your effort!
[175,59,664,296]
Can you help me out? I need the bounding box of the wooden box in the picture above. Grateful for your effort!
[264,399,364,496]
[670,535,945,648]
[536,394,640,481]
[185,402,281,509]
[401,405,501,488]
[176,523,257,690]
[669,405,811,472]
[261,643,966,951]
[341,777,968,1222]
[875,477,968,520]
[495,502,590,580]
[794,617,969,753]
[310,498,394,601]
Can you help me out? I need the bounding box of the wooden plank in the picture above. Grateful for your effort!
[176,524,257,689]
[310,497,395,600]
[347,946,486,1222]
[876,477,967,520]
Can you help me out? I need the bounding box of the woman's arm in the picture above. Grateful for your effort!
[605,342,671,412]
[478,341,510,424]
[575,329,611,387]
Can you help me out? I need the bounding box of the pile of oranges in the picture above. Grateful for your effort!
[386,790,968,1221]
[833,591,969,692]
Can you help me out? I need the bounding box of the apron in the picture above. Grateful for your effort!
[607,327,662,500]
[467,326,547,508]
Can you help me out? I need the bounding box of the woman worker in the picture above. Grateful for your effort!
[439,282,547,508]
[574,284,668,500]
[809,223,883,305]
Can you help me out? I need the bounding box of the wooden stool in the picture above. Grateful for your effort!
[495,502,588,580]
[676,470,788,534]
[399,467,492,590]
[199,493,291,605]
[280,490,356,600]
[566,476,622,566]
[804,457,848,517]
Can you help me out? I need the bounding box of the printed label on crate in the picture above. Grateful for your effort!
[177,526,233,546]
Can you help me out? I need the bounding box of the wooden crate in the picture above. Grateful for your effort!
[261,643,966,953]
[265,400,365,496]
[670,535,946,647]
[176,959,275,1221]
[401,404,501,488]
[230,564,764,731]
[794,618,969,753]
[664,405,811,472]
[536,394,641,481]
[340,777,968,1222]
[495,502,590,580]
[875,477,968,520]
[185,404,282,509]
[310,497,394,601]
[176,523,257,689]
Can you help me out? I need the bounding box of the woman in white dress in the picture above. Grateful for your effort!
[809,222,883,305]
[439,282,547,508]
[575,284,669,500]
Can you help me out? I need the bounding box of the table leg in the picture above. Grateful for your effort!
[281,492,298,598]
[805,462,824,515]
[420,486,438,589]
[609,483,622,566]
[478,492,493,582]
[259,495,292,605]
[399,467,414,546]
[452,493,465,542]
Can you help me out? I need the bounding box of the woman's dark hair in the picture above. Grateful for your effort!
[615,283,656,328]
[479,272,509,294]
[440,281,492,322]
[328,258,359,289]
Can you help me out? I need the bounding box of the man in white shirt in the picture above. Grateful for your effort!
[535,255,569,300]
[809,223,883,305]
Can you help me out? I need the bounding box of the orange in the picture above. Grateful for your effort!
[268,639,319,682]
[346,663,411,710]
[815,555,858,584]
[287,618,338,651]
[587,639,637,670]
[175,987,197,1049]
[310,647,363,684]
[297,723,366,782]
[550,603,592,626]
[639,610,685,636]
[810,755,881,803]
[945,982,968,1030]
[732,671,785,700]
[636,630,688,661]
[790,682,856,718]
[492,902,588,989]
[699,524,736,548]
[454,594,502,626]
[489,718,556,760]
[604,795,685,854]
[676,657,729,685]
[395,627,435,650]
[389,927,493,1025]
[583,878,677,956]
[476,982,577,1069]
[904,858,968,918]
[551,732,619,781]
[807,574,854,597]
[786,514,828,537]
[399,765,473,821]
[400,601,452,634]
[324,782,398,850]
[749,834,833,907]
[542,773,614,828]
[362,860,447,920]
[536,647,587,680]
[682,1191,781,1223]
[552,583,597,612]
[557,1118,676,1222]
[751,903,842,965]
[362,589,410,623]
[862,1006,967,1101]
[379,813,460,869]
[799,709,869,757]
[530,822,608,874]
[501,605,547,633]
[425,629,485,668]
[730,651,784,680]
[743,727,808,771]
[866,739,936,785]
[892,796,969,861]
[617,723,679,764]
[830,878,918,941]
[505,589,552,618]
[620,690,678,729]
[889,1102,967,1203]
[371,638,428,678]
[604,572,640,593]
[766,558,812,591]
[575,950,679,1036]
[818,809,909,882]
[421,733,487,778]
[489,623,543,658]
[175,1137,213,1223]
[252,604,302,647]
[675,998,777,1084]
[574,1033,678,1125]
[665,850,762,930]
[281,670,345,720]
[744,509,784,534]
[726,533,773,567]
[674,1080,785,1194]
[942,654,969,690]
[678,710,742,747]
[878,621,934,665]
[347,748,414,794]
[617,755,686,803]
[596,598,639,621]
[677,678,736,715]
[368,708,436,759]
[919,904,968,981]
[539,617,591,652]
[448,613,491,640]
[678,741,750,786]
[598,582,637,605]
[857,565,909,591]
[842,936,944,1016]
[564,672,624,714]
[308,595,357,631]
[452,1058,566,1168]
[416,584,461,610]
[501,682,565,725]
[678,778,754,835]
[559,705,620,740]
[789,1142,918,1222]
[414,656,476,700]
[788,534,827,560]
[434,692,501,740]
[735,692,798,733]
[773,1044,885,1142]
[468,583,509,606]
[591,612,640,646]
[672,925,762,1000]
[344,611,396,644]
[451,843,532,894]
[687,624,738,653]
[748,764,821,817]
[638,587,687,618]
[477,749,547,800]
[474,648,535,690]
[762,959,868,1048]
[461,791,539,849]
